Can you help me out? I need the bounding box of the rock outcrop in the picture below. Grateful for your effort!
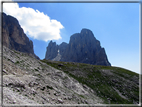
[2,12,39,59]
[59,42,68,56]
[45,28,111,66]
[45,41,68,61]
[45,41,59,60]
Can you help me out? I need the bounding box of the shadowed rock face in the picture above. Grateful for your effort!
[45,41,68,61]
[45,41,59,60]
[45,28,111,66]
[2,12,39,59]
[59,42,68,56]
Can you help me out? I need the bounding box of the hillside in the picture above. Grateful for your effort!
[3,46,103,105]
[41,60,139,104]
[3,45,139,105]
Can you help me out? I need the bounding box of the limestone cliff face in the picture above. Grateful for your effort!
[45,41,68,60]
[45,29,111,66]
[2,13,39,59]
[59,42,68,56]
[45,41,59,60]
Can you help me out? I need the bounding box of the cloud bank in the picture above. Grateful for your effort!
[3,3,64,42]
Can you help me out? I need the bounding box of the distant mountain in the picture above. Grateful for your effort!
[2,12,39,59]
[45,28,111,66]
[45,41,68,61]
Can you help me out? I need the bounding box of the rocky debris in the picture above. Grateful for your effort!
[45,28,111,66]
[3,69,8,75]
[2,12,39,59]
[44,60,139,104]
[52,50,61,61]
[3,46,103,105]
[58,98,63,103]
[3,87,37,104]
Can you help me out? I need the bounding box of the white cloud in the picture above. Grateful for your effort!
[3,3,64,42]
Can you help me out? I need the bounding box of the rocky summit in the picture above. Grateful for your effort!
[45,28,111,66]
[2,12,39,59]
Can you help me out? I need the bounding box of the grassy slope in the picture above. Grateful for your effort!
[41,59,139,104]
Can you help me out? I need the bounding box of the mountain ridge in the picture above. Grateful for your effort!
[2,12,39,59]
[41,59,139,104]
[45,28,111,66]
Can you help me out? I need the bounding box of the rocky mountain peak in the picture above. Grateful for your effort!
[2,12,39,59]
[45,29,111,66]
[60,42,68,46]
[80,28,96,39]
[45,40,58,60]
[49,40,56,46]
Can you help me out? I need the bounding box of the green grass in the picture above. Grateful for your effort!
[13,50,19,54]
[40,59,139,104]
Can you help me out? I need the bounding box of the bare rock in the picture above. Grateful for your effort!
[2,12,39,59]
[45,28,111,66]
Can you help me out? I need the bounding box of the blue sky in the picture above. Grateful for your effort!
[3,2,140,74]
